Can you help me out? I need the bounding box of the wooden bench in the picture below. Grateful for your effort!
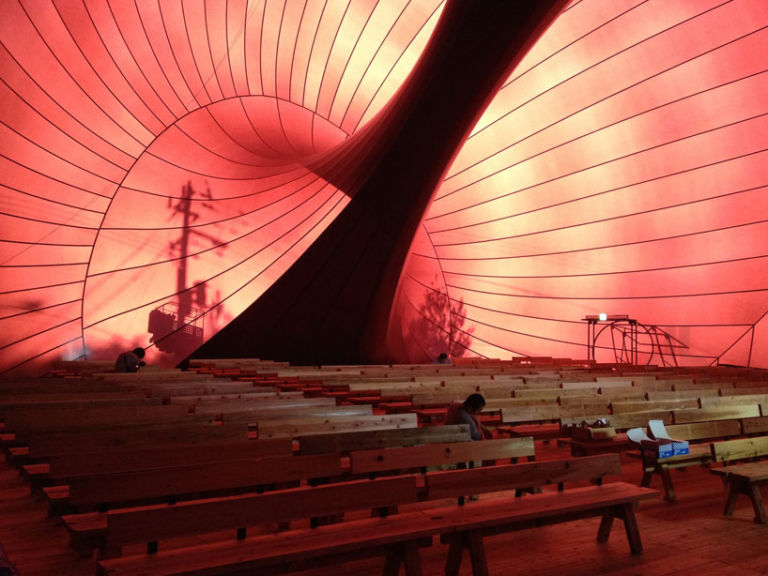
[349,437,535,476]
[644,389,719,400]
[710,435,768,523]
[0,391,157,410]
[62,438,532,553]
[5,420,251,464]
[50,360,118,375]
[484,397,558,409]
[1,404,192,435]
[671,404,761,424]
[700,394,768,407]
[559,399,612,419]
[90,369,215,382]
[741,416,768,436]
[597,388,648,401]
[202,403,373,422]
[5,403,396,464]
[256,412,418,438]
[94,453,656,576]
[610,398,699,413]
[54,451,343,514]
[95,475,427,572]
[497,405,563,440]
[60,452,345,555]
[560,410,675,437]
[566,431,634,457]
[296,424,472,454]
[637,419,742,501]
[21,437,294,490]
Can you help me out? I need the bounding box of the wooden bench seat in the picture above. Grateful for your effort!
[434,482,655,574]
[94,454,656,576]
[710,435,768,523]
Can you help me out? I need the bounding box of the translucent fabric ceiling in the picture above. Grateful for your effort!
[394,0,768,368]
[2,0,767,376]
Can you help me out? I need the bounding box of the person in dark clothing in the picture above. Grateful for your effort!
[445,393,493,441]
[114,347,146,373]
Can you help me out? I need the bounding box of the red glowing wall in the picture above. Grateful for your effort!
[1,0,767,375]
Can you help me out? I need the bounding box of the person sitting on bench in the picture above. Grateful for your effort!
[115,347,146,373]
[445,393,493,441]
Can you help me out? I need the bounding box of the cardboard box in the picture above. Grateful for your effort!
[648,420,689,458]
[655,439,689,458]
[629,421,689,459]
[671,439,690,456]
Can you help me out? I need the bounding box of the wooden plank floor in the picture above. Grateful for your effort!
[1,442,768,576]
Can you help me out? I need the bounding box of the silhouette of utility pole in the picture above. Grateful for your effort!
[149,181,223,355]
[168,181,221,320]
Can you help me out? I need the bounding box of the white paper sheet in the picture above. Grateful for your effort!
[648,419,671,440]
[627,427,652,444]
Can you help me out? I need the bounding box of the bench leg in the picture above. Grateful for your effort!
[640,469,653,488]
[444,535,464,576]
[403,542,424,576]
[467,530,489,576]
[598,505,644,555]
[723,481,740,517]
[444,530,489,576]
[619,503,644,555]
[597,514,613,543]
[659,466,676,502]
[747,484,767,524]
[383,541,423,576]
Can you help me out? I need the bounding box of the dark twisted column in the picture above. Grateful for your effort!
[191,0,566,365]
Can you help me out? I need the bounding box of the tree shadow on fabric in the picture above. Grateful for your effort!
[408,286,474,360]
